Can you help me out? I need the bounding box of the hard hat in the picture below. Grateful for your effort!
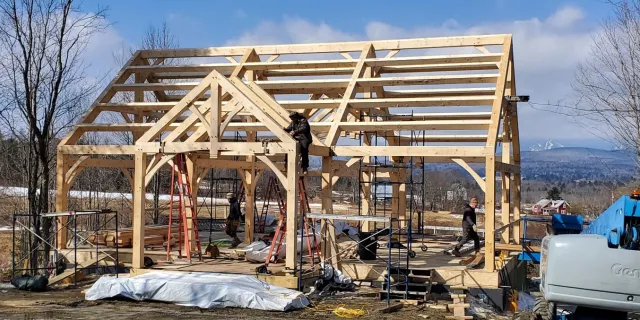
[226,193,235,199]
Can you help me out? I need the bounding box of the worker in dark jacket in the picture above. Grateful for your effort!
[225,193,242,248]
[283,112,312,174]
[452,197,480,256]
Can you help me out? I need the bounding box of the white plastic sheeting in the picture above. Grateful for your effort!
[245,230,320,263]
[85,271,309,311]
[320,262,352,284]
[314,220,358,236]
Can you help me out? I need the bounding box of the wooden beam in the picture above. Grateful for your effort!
[275,96,494,109]
[452,158,486,192]
[486,36,512,148]
[335,120,491,131]
[136,73,213,142]
[254,74,499,92]
[326,44,374,145]
[494,243,540,252]
[138,35,509,58]
[384,87,496,98]
[495,161,520,174]
[331,146,488,157]
[59,145,143,154]
[213,71,296,144]
[256,155,287,186]
[146,61,498,78]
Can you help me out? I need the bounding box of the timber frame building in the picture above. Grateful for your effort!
[55,34,522,275]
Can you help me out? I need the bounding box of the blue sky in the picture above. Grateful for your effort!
[81,0,618,150]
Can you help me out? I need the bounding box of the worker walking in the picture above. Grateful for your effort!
[225,193,242,248]
[451,197,481,257]
[283,112,312,174]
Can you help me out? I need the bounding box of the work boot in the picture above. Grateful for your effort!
[230,238,241,248]
[451,249,462,257]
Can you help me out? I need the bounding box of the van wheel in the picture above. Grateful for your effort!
[533,296,553,320]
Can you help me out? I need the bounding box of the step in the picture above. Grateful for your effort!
[384,281,431,287]
[381,289,429,296]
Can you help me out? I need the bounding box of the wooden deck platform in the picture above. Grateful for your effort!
[60,233,524,290]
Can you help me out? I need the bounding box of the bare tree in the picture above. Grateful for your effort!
[573,0,640,162]
[0,0,107,270]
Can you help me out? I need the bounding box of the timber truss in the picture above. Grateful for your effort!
[56,34,521,273]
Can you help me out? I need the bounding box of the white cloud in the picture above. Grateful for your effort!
[224,7,605,146]
[546,6,586,29]
[83,20,128,80]
[226,16,357,46]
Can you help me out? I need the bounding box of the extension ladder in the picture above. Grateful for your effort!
[166,153,203,263]
[257,176,286,233]
[263,177,320,268]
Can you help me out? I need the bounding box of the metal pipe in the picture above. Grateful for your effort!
[12,212,16,278]
[115,210,119,278]
[74,214,77,286]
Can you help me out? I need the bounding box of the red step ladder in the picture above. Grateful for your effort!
[262,177,320,269]
[257,176,286,233]
[166,153,203,263]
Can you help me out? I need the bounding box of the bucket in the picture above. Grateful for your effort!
[357,232,378,260]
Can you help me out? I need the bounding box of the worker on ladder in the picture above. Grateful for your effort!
[225,193,242,248]
[284,112,312,175]
[451,196,480,257]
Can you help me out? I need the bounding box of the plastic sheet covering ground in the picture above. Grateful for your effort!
[84,271,310,311]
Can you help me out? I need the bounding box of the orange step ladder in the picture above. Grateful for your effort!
[257,176,286,234]
[260,177,320,271]
[166,153,203,263]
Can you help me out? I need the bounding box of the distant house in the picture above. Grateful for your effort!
[532,199,570,215]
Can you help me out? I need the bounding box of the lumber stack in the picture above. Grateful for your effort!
[446,286,472,320]
[87,225,178,248]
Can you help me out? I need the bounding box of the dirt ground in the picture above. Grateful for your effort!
[0,284,456,320]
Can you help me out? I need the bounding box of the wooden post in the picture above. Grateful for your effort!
[484,156,496,272]
[132,152,147,270]
[390,171,401,233]
[501,132,511,244]
[360,135,373,232]
[244,167,256,244]
[513,171,521,244]
[210,80,221,158]
[398,169,407,230]
[132,72,144,142]
[186,154,198,250]
[321,156,340,269]
[285,148,299,271]
[55,152,69,249]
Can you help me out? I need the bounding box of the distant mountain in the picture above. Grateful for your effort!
[311,147,637,182]
[419,147,636,182]
[521,147,635,165]
[519,147,636,182]
[528,140,564,151]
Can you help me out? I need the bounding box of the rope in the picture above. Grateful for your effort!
[312,304,367,318]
